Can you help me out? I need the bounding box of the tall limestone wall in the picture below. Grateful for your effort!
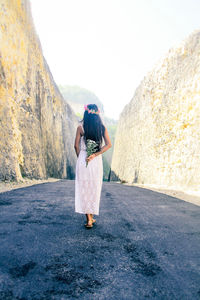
[0,0,77,181]
[111,31,200,190]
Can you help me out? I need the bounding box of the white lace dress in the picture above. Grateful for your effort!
[75,132,103,215]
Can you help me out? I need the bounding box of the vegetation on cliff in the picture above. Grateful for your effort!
[58,85,104,116]
[59,85,117,180]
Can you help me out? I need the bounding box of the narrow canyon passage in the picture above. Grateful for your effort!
[0,180,199,299]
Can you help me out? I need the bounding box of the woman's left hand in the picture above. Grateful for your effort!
[86,154,96,163]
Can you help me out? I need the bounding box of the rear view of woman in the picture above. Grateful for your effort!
[74,104,112,228]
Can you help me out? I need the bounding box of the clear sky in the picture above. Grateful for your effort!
[30,0,200,119]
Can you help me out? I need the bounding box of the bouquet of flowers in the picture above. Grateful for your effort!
[86,139,99,167]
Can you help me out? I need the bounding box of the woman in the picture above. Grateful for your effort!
[74,104,112,228]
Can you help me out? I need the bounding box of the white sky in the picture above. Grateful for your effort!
[30,0,200,119]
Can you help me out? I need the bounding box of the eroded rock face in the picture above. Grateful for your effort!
[111,31,200,190]
[0,0,77,181]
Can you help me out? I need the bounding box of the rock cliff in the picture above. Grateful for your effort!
[111,31,200,190]
[0,0,77,181]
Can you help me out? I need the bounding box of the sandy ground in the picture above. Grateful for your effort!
[0,178,60,194]
[0,178,200,207]
[126,183,200,207]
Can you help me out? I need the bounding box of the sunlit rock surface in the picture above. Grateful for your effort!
[0,0,77,181]
[111,31,200,190]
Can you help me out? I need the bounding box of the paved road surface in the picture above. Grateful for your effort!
[0,180,200,300]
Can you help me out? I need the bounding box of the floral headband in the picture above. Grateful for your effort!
[84,104,100,114]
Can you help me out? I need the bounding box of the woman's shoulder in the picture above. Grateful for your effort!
[77,122,84,134]
[102,123,106,133]
[77,121,83,129]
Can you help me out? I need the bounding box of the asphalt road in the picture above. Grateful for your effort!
[0,180,200,300]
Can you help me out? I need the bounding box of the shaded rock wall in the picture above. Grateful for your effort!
[111,31,200,190]
[0,0,77,181]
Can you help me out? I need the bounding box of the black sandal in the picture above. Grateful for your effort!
[85,220,93,228]
[85,218,96,226]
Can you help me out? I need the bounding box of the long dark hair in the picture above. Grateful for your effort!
[83,104,105,148]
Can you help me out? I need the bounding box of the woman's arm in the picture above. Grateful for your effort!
[74,125,82,157]
[86,127,112,162]
[96,127,112,156]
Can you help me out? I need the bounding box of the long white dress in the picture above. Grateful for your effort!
[75,129,103,215]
